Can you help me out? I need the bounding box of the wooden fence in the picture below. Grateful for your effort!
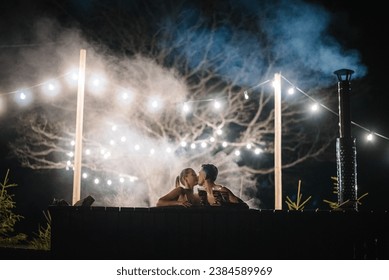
[49,206,389,260]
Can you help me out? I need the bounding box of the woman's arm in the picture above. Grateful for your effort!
[156,187,192,207]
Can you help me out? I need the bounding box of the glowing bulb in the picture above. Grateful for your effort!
[88,74,106,94]
[67,152,74,157]
[71,140,75,146]
[216,129,223,135]
[201,142,207,148]
[14,90,32,106]
[117,90,134,106]
[85,149,91,155]
[214,100,221,109]
[288,87,295,95]
[148,96,163,112]
[209,137,215,142]
[121,92,129,100]
[222,142,228,147]
[246,144,252,149]
[134,144,140,151]
[109,140,115,146]
[119,177,125,183]
[183,103,190,113]
[311,103,319,111]
[254,148,262,154]
[180,141,187,147]
[92,78,100,86]
[244,91,249,100]
[120,136,126,142]
[82,173,88,179]
[65,69,79,86]
[107,179,112,185]
[234,150,241,156]
[190,143,196,149]
[166,147,172,153]
[150,148,155,155]
[367,133,374,141]
[94,178,100,184]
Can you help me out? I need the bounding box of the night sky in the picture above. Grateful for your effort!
[1,0,388,235]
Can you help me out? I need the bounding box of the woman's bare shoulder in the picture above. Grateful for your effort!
[218,185,230,192]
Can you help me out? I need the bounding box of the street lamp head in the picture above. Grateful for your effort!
[334,69,354,82]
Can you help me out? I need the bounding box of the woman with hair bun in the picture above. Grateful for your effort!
[156,168,200,207]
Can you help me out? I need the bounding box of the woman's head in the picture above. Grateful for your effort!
[198,164,218,185]
[178,168,198,189]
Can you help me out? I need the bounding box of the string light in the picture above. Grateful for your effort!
[1,68,389,187]
[281,75,389,142]
[244,90,249,99]
[287,87,295,95]
[183,102,190,113]
[213,100,222,109]
[241,79,272,100]
[310,103,319,112]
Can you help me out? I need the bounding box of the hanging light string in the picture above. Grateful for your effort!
[249,79,272,91]
[243,79,272,95]
[281,75,389,142]
[1,70,389,142]
[0,71,73,97]
[2,70,389,185]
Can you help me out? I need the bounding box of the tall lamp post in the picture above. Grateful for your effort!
[72,49,86,205]
[334,69,358,211]
[274,72,282,210]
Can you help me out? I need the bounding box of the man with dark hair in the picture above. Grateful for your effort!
[200,163,218,182]
[198,163,248,208]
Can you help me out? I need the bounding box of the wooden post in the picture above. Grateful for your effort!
[274,73,282,210]
[72,49,86,205]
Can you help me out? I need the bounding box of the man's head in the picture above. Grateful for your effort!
[198,164,218,185]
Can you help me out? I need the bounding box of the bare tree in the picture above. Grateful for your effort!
[9,0,350,208]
